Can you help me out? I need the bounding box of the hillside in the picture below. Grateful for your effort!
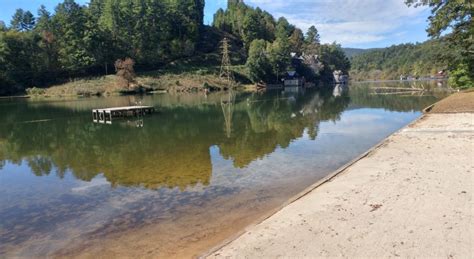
[349,38,459,81]
[1,0,353,96]
[342,48,377,59]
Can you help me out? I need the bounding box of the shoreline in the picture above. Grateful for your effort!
[205,92,474,258]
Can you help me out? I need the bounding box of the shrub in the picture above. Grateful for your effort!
[448,63,474,89]
[26,87,46,96]
[114,58,136,89]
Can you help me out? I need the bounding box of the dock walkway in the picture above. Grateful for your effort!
[208,100,473,257]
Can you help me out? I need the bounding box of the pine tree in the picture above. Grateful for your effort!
[305,26,320,45]
[10,9,35,31]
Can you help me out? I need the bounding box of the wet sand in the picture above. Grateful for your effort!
[208,106,474,257]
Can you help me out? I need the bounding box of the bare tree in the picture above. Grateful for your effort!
[114,58,136,89]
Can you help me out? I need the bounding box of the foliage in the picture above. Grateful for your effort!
[10,9,36,31]
[214,1,349,83]
[305,26,320,45]
[0,0,353,94]
[405,0,473,88]
[115,58,136,89]
[246,39,272,82]
[0,0,206,95]
[342,48,377,58]
[213,3,276,47]
[319,43,351,80]
[350,39,456,81]
[448,62,474,89]
[25,87,46,96]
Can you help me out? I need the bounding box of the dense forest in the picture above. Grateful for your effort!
[0,0,206,95]
[342,48,377,59]
[0,0,350,96]
[349,39,454,81]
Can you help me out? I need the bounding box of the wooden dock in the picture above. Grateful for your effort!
[92,106,154,124]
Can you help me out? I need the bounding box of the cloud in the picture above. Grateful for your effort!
[244,0,429,47]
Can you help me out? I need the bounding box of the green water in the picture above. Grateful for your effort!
[0,81,449,257]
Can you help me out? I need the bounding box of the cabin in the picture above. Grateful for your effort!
[283,71,305,87]
[435,70,447,79]
[333,70,348,84]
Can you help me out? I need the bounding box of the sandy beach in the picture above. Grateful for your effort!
[207,94,474,258]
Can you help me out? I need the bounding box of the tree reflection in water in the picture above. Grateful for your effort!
[0,82,447,190]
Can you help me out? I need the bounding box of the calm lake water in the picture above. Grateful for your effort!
[0,81,449,257]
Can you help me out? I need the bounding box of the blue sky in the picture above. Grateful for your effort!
[0,0,431,49]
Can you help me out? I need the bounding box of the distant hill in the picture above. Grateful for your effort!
[349,39,458,81]
[342,48,378,58]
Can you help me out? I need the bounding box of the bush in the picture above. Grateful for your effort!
[448,63,474,89]
[115,58,136,89]
[26,87,46,96]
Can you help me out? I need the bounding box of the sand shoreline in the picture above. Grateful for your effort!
[206,94,474,258]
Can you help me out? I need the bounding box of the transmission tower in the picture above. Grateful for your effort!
[221,90,236,138]
[219,37,234,85]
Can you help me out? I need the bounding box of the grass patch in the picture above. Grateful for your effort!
[26,52,252,97]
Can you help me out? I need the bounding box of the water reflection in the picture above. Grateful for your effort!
[0,80,450,257]
[0,81,447,190]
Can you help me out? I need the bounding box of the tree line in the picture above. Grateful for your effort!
[349,39,454,81]
[0,0,205,95]
[0,0,352,96]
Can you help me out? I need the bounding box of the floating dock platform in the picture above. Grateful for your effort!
[92,106,154,124]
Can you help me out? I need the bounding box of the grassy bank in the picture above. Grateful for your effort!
[26,62,251,98]
[24,41,252,98]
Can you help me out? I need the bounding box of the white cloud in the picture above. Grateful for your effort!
[244,0,429,47]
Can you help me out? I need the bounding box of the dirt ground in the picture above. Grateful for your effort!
[430,90,474,113]
[207,112,474,258]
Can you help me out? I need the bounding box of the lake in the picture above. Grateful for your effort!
[0,81,450,257]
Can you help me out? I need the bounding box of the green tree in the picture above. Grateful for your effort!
[304,26,321,56]
[36,5,52,31]
[0,21,6,31]
[246,39,272,82]
[406,0,473,87]
[305,25,320,45]
[289,28,304,54]
[320,43,351,80]
[275,17,293,40]
[242,11,263,47]
[267,38,290,81]
[448,62,474,89]
[10,9,36,31]
[0,31,38,94]
[52,0,95,72]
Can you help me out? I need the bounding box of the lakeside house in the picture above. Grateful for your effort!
[283,52,324,88]
[333,70,348,84]
[283,71,305,87]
